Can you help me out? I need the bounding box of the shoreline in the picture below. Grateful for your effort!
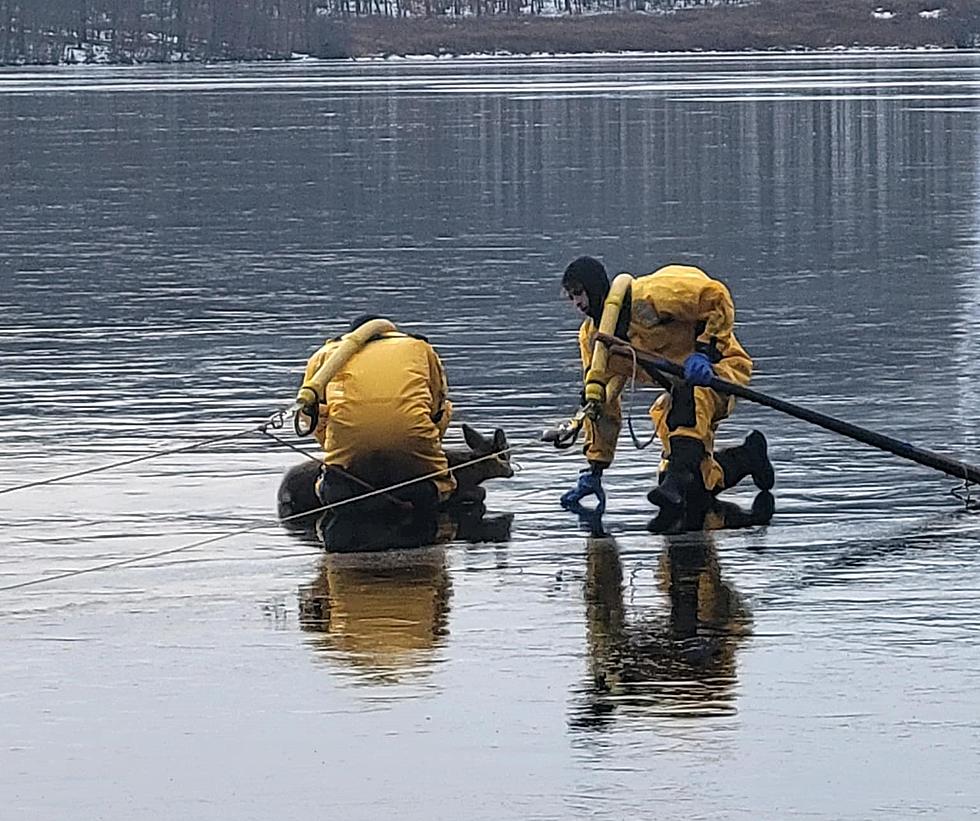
[314,3,980,60]
[344,44,971,60]
[5,45,975,74]
[2,1,978,67]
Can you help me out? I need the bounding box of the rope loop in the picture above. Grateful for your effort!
[626,345,657,451]
[950,473,980,512]
[264,408,288,432]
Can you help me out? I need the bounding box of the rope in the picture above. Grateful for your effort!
[0,440,539,593]
[626,345,657,451]
[0,426,265,496]
[0,523,273,592]
[0,405,314,496]
[258,427,321,462]
[950,470,980,512]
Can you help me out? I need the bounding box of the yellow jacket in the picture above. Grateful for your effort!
[579,265,752,466]
[303,330,455,496]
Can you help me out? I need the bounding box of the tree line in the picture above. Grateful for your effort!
[0,0,739,64]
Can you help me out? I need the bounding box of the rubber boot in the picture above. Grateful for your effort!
[646,436,705,533]
[394,479,440,530]
[319,466,405,519]
[715,430,775,491]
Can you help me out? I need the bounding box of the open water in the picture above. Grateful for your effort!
[1,51,979,820]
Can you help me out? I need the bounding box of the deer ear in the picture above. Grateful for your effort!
[492,428,508,451]
[462,423,485,451]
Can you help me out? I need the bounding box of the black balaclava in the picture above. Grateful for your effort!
[348,314,390,332]
[562,256,610,323]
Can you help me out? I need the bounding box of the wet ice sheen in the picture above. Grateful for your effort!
[1,51,980,820]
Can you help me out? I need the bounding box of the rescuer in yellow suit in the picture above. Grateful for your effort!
[302,315,455,511]
[558,256,774,532]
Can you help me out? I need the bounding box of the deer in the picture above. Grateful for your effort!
[277,423,513,523]
[444,424,514,505]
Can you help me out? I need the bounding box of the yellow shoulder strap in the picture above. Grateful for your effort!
[296,318,398,406]
[583,273,633,404]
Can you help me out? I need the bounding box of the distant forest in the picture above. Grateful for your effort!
[0,0,744,63]
[1,0,977,64]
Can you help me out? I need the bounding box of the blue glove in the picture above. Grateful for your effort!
[683,352,714,386]
[560,469,606,515]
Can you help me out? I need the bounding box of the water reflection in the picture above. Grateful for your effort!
[298,546,453,684]
[297,507,512,683]
[1,55,977,465]
[0,55,979,820]
[572,531,751,728]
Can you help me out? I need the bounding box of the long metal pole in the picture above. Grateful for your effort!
[636,353,980,486]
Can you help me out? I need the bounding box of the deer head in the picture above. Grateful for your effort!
[457,424,514,483]
[462,424,514,479]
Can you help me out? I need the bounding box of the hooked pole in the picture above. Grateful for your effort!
[632,352,980,486]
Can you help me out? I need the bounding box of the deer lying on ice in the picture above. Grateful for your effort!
[277,423,513,522]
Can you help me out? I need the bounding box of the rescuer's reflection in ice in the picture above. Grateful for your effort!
[296,504,513,684]
[298,545,453,683]
[571,527,752,728]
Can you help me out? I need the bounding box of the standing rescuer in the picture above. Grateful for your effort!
[558,256,775,532]
[298,314,455,512]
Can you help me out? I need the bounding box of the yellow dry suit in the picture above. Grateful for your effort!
[578,265,752,492]
[302,328,455,499]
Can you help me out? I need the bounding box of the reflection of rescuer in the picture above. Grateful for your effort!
[573,531,751,727]
[296,315,455,513]
[556,256,775,532]
[298,547,452,679]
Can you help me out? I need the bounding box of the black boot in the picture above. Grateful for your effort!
[646,437,705,533]
[716,430,775,491]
